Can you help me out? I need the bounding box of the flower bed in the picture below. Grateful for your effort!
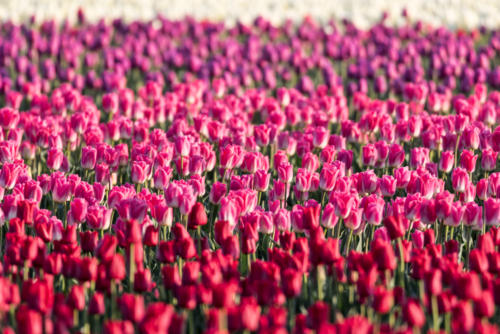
[0,12,499,334]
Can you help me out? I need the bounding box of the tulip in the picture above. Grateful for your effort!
[452,301,474,333]
[362,144,377,166]
[443,202,464,227]
[154,166,172,189]
[0,163,22,189]
[481,148,498,171]
[383,215,405,240]
[16,305,43,334]
[0,108,19,130]
[89,292,105,315]
[81,146,97,170]
[451,167,469,193]
[86,205,112,230]
[319,165,338,192]
[485,198,500,226]
[379,175,396,197]
[332,192,356,219]
[362,195,384,225]
[118,293,145,323]
[68,198,88,224]
[410,147,429,169]
[459,150,478,173]
[320,203,338,229]
[47,148,64,171]
[209,182,227,205]
[52,178,72,203]
[373,286,393,314]
[254,169,270,192]
[403,299,425,328]
[274,208,291,231]
[188,202,208,229]
[439,151,454,173]
[131,160,150,184]
[388,144,405,168]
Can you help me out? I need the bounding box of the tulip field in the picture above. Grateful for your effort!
[1,10,500,334]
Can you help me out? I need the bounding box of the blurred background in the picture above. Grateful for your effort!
[0,0,497,28]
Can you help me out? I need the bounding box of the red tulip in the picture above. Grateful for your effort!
[188,202,208,229]
[282,268,302,298]
[108,253,126,281]
[67,285,85,311]
[403,299,425,328]
[383,215,405,240]
[16,305,43,334]
[119,293,145,323]
[89,292,105,315]
[103,320,134,334]
[373,286,393,314]
[452,301,474,333]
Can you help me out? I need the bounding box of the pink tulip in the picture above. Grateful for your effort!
[459,150,477,173]
[131,161,150,184]
[451,167,469,193]
[274,208,291,231]
[319,164,338,192]
[68,198,88,224]
[209,182,227,205]
[439,151,454,173]
[52,177,72,203]
[47,148,64,171]
[443,202,464,227]
[484,198,500,226]
[481,148,498,171]
[254,170,270,192]
[463,202,483,228]
[81,146,97,170]
[86,205,112,230]
[320,203,338,229]
[362,144,377,167]
[332,192,356,219]
[388,144,405,168]
[361,195,385,225]
[379,175,396,197]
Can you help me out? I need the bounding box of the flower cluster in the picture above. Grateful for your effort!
[0,11,498,334]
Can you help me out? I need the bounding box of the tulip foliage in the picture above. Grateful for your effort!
[0,9,499,334]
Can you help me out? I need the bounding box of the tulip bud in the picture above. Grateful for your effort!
[439,151,454,173]
[47,148,64,171]
[187,202,208,229]
[481,149,498,171]
[89,292,105,315]
[81,146,97,170]
[373,286,394,314]
[452,301,474,333]
[383,215,405,240]
[281,268,302,298]
[67,285,85,311]
[459,150,478,173]
[80,231,98,253]
[485,198,500,226]
[108,254,126,280]
[403,299,425,328]
[452,167,469,193]
[209,182,227,205]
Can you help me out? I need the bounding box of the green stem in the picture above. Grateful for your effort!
[454,133,461,169]
[397,238,405,288]
[431,294,439,331]
[344,229,353,256]
[129,243,135,291]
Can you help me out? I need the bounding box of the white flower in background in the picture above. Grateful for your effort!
[0,0,499,28]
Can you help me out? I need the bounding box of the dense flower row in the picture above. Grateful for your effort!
[0,11,498,334]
